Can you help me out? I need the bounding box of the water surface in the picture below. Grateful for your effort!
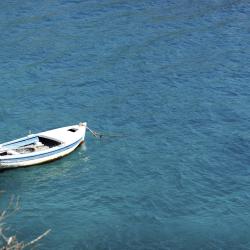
[1,0,250,249]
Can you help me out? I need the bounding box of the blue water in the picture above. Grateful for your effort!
[1,0,250,249]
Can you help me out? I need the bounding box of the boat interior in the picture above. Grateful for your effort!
[0,136,62,156]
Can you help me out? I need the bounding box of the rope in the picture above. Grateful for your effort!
[86,126,103,138]
[86,126,125,139]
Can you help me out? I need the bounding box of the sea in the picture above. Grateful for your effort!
[1,0,250,249]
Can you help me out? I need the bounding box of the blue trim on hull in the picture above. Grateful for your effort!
[0,138,82,164]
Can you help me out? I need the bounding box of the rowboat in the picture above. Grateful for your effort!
[0,122,87,169]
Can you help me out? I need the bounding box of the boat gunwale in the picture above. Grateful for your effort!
[1,134,38,147]
[1,134,64,146]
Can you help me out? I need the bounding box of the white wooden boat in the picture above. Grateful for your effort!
[0,122,87,169]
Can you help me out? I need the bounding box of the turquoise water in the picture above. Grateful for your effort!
[1,0,250,249]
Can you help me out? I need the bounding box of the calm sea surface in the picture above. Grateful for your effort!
[1,0,250,249]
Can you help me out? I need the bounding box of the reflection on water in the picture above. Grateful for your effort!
[0,143,91,194]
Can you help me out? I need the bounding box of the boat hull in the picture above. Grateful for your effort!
[0,140,83,169]
[0,123,87,169]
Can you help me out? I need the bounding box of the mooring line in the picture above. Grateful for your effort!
[86,126,103,139]
[86,126,125,139]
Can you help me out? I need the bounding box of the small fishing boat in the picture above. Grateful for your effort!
[0,122,87,169]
